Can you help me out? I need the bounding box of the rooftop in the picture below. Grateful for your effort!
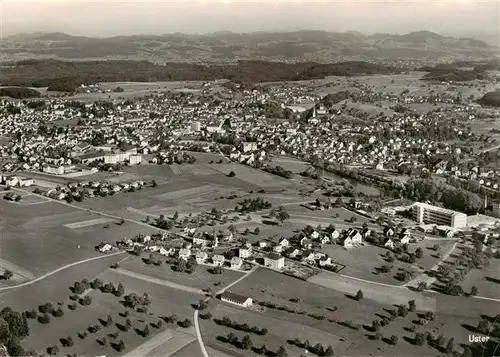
[412,202,467,217]
[221,291,250,304]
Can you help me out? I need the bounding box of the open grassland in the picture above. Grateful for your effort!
[0,198,162,277]
[1,264,201,356]
[221,267,499,357]
[200,302,349,357]
[460,259,500,300]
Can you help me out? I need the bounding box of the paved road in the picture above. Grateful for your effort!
[195,265,258,357]
[0,251,126,291]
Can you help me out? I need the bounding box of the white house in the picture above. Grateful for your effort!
[319,236,330,245]
[230,256,243,269]
[343,237,354,249]
[212,254,225,266]
[384,239,395,250]
[220,291,253,308]
[178,248,191,260]
[238,243,252,259]
[196,251,208,264]
[318,256,332,267]
[264,253,285,270]
[278,237,290,248]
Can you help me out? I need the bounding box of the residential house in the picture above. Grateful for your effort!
[220,291,253,308]
[301,252,316,264]
[273,244,284,253]
[284,247,301,258]
[212,254,225,266]
[238,243,252,259]
[319,236,330,245]
[300,237,313,250]
[345,228,362,244]
[159,247,174,256]
[43,165,65,175]
[178,248,191,260]
[384,227,394,237]
[400,235,411,245]
[17,177,34,187]
[318,256,332,267]
[384,239,395,250]
[230,257,243,269]
[342,236,354,249]
[192,232,218,247]
[331,229,340,241]
[264,253,285,270]
[196,252,208,264]
[278,237,290,248]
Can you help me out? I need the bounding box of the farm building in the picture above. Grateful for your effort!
[220,291,253,308]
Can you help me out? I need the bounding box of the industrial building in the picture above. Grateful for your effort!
[411,202,467,228]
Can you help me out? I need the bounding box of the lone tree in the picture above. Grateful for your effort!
[390,335,399,345]
[408,299,416,312]
[445,338,455,353]
[470,286,478,296]
[2,270,13,280]
[276,208,290,226]
[415,247,423,259]
[227,171,236,177]
[355,289,364,301]
[276,345,288,357]
[414,332,426,346]
[478,319,489,334]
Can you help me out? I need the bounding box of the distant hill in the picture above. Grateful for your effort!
[0,30,495,63]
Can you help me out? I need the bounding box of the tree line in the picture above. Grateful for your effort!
[0,59,401,92]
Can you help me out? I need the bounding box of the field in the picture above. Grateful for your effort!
[460,258,500,300]
[200,302,349,357]
[0,261,201,356]
[320,238,457,285]
[0,199,159,277]
[219,268,497,357]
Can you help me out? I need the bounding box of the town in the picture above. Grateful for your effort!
[0,67,498,357]
[0,2,499,353]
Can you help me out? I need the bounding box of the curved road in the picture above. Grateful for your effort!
[0,251,126,291]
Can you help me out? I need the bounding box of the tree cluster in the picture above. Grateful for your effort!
[237,197,272,213]
[0,59,401,91]
[263,165,294,179]
[214,316,268,335]
[288,338,334,357]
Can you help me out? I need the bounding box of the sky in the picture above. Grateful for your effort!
[1,0,499,40]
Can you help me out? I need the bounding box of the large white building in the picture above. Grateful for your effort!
[220,291,253,308]
[411,202,467,228]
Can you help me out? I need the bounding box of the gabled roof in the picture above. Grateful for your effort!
[221,291,250,304]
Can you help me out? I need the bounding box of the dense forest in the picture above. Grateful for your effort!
[0,59,401,92]
[0,87,41,99]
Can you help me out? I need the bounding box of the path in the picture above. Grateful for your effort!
[0,251,126,291]
[194,265,257,357]
[404,241,459,287]
[112,268,206,295]
[216,266,257,295]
